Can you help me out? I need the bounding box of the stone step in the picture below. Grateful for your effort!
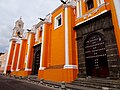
[72,81,120,89]
[71,82,101,89]
[74,78,120,85]
[28,75,38,79]
[71,78,120,90]
[73,80,120,87]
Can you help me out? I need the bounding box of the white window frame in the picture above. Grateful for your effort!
[54,13,63,30]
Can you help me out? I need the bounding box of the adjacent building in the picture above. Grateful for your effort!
[0,52,7,72]
[4,0,120,82]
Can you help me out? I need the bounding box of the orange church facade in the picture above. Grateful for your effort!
[4,0,120,82]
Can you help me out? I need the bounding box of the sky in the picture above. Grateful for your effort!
[0,0,61,53]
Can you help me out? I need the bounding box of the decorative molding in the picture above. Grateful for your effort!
[25,68,32,71]
[45,13,52,23]
[76,10,108,26]
[39,67,46,70]
[16,39,21,44]
[64,0,76,8]
[16,69,20,71]
[64,65,77,69]
[77,2,106,19]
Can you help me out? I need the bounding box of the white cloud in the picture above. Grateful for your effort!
[0,0,61,52]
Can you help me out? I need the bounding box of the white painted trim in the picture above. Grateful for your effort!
[35,29,39,42]
[11,69,14,72]
[64,65,77,69]
[79,0,82,17]
[77,2,106,19]
[97,0,100,7]
[54,13,63,30]
[65,7,69,66]
[100,0,105,4]
[16,39,21,44]
[76,10,108,26]
[16,69,20,71]
[25,68,32,71]
[39,67,46,70]
[76,0,80,18]
[39,24,45,70]
[25,34,31,70]
[4,41,13,74]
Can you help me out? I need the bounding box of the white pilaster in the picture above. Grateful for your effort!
[4,40,13,74]
[16,40,22,71]
[79,0,82,17]
[64,3,77,69]
[25,34,32,71]
[39,24,46,70]
[76,0,80,18]
[64,7,69,67]
[35,29,39,42]
[76,0,82,18]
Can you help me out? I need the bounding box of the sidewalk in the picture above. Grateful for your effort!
[0,73,101,90]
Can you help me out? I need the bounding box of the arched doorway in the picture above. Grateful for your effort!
[84,33,109,78]
[32,44,41,75]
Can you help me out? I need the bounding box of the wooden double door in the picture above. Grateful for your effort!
[84,33,109,78]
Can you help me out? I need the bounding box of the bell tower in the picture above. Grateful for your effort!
[12,17,24,38]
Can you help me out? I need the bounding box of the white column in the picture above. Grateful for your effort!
[4,40,13,74]
[35,29,39,42]
[76,0,82,18]
[64,6,77,69]
[79,0,82,17]
[25,34,32,71]
[64,7,69,67]
[16,40,22,71]
[76,0,80,18]
[39,24,46,70]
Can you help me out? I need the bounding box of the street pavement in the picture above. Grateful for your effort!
[0,75,55,90]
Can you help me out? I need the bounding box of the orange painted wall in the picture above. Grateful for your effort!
[7,40,16,70]
[67,6,77,65]
[27,33,35,68]
[38,68,77,82]
[75,0,110,25]
[18,39,27,70]
[50,6,65,66]
[109,0,120,56]
[38,5,78,82]
[12,43,20,70]
[8,0,120,83]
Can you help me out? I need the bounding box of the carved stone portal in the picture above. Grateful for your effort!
[75,11,120,78]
